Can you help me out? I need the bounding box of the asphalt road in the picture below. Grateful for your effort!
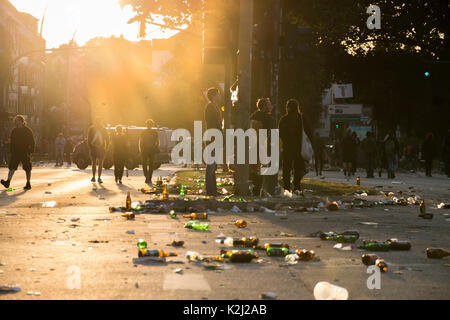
[0,164,449,300]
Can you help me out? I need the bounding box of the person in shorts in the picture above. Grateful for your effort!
[87,119,109,183]
[1,115,35,190]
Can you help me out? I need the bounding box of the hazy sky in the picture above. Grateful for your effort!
[9,0,178,48]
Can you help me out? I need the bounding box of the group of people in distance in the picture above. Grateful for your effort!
[204,87,314,197]
[0,116,160,190]
[87,118,159,184]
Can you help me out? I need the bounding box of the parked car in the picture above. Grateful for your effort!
[72,125,175,170]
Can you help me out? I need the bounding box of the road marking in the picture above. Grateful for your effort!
[163,273,211,291]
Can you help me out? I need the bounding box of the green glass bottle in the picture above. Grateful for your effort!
[266,247,289,257]
[358,241,389,252]
[169,210,177,218]
[137,239,147,249]
[184,220,209,231]
[180,185,185,197]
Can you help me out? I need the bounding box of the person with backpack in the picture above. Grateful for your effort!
[313,132,325,177]
[139,119,159,184]
[55,133,66,167]
[384,132,399,179]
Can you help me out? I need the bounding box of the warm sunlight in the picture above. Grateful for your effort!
[9,0,178,48]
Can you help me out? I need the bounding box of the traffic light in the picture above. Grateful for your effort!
[202,0,229,64]
[336,124,340,129]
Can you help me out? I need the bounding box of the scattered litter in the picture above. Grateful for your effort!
[29,268,36,272]
[261,292,277,300]
[26,291,33,295]
[44,191,52,194]
[261,207,275,214]
[41,201,56,208]
[34,291,40,296]
[333,243,354,251]
[234,220,247,228]
[314,282,348,300]
[437,203,450,209]
[171,241,185,247]
[358,222,378,226]
[230,206,242,213]
[285,254,299,265]
[126,230,135,234]
[174,268,183,274]
[0,285,21,294]
[71,218,80,222]
[280,232,294,237]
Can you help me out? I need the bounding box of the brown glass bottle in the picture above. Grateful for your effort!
[426,248,450,259]
[126,192,132,210]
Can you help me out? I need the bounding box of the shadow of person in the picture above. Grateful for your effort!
[0,189,27,206]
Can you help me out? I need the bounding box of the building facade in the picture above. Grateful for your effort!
[0,0,46,147]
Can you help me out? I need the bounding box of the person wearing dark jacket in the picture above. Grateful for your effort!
[313,132,325,176]
[1,115,35,190]
[362,131,377,178]
[250,98,277,196]
[112,125,128,184]
[204,87,222,196]
[278,99,313,196]
[384,132,399,179]
[139,119,159,184]
[422,132,436,177]
[87,119,110,183]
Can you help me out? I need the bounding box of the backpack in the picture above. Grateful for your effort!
[385,139,396,155]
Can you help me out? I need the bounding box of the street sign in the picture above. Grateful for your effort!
[332,84,353,98]
[328,104,362,115]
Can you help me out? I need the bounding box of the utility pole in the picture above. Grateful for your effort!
[271,0,282,122]
[234,0,254,196]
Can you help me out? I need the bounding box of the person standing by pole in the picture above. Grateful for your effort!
[279,99,312,196]
[87,118,109,183]
[139,119,159,185]
[250,97,277,196]
[1,115,35,190]
[204,88,222,196]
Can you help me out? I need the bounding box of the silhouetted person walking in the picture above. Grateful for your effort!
[422,132,436,177]
[139,119,159,185]
[1,115,35,190]
[112,125,128,184]
[88,119,109,183]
